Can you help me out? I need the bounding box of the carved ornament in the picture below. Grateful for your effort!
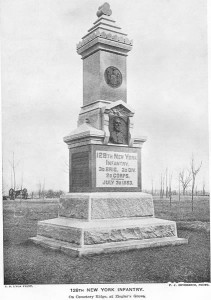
[96,3,112,17]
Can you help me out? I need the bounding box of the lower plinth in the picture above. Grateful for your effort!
[30,217,188,256]
[30,235,187,257]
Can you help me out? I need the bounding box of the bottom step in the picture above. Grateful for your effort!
[30,235,188,257]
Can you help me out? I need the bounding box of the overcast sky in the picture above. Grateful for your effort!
[1,0,208,194]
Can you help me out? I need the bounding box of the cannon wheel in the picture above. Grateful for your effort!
[22,188,28,199]
[9,188,15,200]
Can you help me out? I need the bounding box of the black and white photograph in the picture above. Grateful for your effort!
[1,0,210,298]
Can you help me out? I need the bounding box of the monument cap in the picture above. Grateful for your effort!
[97,2,112,17]
[77,2,133,58]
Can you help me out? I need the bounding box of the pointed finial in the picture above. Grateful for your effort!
[97,2,112,17]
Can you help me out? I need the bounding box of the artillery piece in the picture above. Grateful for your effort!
[9,188,28,200]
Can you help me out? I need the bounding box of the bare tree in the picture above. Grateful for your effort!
[165,168,168,198]
[8,152,20,197]
[178,173,181,202]
[37,182,42,199]
[160,174,165,199]
[162,174,165,198]
[179,169,192,196]
[42,178,45,199]
[37,178,45,199]
[160,177,162,198]
[151,178,154,195]
[169,172,173,208]
[190,156,202,211]
[202,181,206,196]
[20,161,25,191]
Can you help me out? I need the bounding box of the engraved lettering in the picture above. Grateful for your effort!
[96,151,138,187]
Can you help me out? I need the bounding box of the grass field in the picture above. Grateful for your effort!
[3,197,210,284]
[154,197,210,221]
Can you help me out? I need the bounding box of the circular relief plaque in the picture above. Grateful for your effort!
[104,66,122,88]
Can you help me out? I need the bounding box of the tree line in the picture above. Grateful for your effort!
[144,156,205,211]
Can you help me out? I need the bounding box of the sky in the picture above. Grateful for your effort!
[1,0,209,194]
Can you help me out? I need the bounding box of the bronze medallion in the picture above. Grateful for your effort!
[104,66,122,88]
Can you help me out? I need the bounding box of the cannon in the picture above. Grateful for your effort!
[9,188,28,200]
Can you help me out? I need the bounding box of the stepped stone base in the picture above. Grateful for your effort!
[30,235,187,257]
[59,192,154,220]
[30,217,188,256]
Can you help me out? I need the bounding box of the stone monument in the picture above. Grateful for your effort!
[30,3,188,256]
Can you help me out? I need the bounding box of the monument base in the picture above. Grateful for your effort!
[59,192,154,220]
[30,217,188,257]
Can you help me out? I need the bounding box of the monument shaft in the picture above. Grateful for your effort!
[31,3,187,256]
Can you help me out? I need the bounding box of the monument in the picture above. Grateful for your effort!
[30,3,188,256]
